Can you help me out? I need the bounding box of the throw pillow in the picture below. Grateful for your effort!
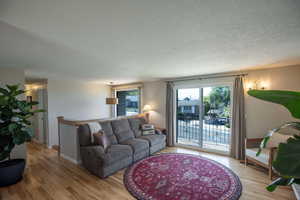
[93,131,111,151]
[88,122,102,143]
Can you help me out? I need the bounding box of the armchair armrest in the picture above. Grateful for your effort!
[245,138,264,149]
[269,147,277,165]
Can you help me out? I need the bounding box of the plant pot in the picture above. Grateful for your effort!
[0,159,25,187]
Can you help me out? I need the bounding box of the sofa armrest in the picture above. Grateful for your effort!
[245,138,263,149]
[155,127,167,135]
[80,145,106,177]
[80,145,106,160]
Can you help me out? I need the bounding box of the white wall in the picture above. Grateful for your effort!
[143,65,300,138]
[47,80,110,146]
[245,66,300,138]
[143,81,166,128]
[0,68,26,159]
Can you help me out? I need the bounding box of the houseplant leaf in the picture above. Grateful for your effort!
[0,88,9,95]
[272,136,300,178]
[32,109,46,113]
[247,90,300,119]
[6,84,19,92]
[0,95,7,105]
[279,122,300,131]
[266,177,295,192]
[256,122,300,156]
[8,123,18,133]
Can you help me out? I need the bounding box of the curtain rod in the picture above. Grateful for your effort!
[165,73,248,83]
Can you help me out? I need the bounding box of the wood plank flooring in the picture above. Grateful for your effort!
[0,142,295,200]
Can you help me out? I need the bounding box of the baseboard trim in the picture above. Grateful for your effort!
[60,153,79,165]
[52,145,60,151]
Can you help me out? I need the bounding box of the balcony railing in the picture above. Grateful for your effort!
[176,116,231,151]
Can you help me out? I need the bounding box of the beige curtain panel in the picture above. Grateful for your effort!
[230,76,246,160]
[166,82,175,146]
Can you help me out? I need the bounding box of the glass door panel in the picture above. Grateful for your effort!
[202,86,231,152]
[176,88,202,147]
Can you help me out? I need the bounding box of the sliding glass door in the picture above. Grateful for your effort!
[176,85,231,153]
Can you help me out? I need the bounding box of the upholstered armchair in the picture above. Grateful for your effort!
[245,138,277,180]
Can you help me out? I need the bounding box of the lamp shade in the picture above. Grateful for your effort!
[143,104,152,112]
[106,97,118,105]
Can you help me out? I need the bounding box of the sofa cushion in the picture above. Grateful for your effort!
[121,138,149,153]
[83,144,133,166]
[111,119,135,143]
[246,148,270,165]
[99,121,118,145]
[128,117,147,137]
[139,134,166,146]
[104,144,133,165]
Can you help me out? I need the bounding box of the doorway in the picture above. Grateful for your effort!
[25,82,49,146]
[176,85,232,153]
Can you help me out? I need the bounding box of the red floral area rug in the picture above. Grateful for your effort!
[124,153,242,200]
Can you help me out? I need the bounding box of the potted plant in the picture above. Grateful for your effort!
[0,84,44,187]
[248,90,300,192]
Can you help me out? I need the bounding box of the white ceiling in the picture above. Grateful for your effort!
[1,0,300,84]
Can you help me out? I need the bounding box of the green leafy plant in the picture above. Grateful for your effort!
[248,89,300,191]
[0,84,45,161]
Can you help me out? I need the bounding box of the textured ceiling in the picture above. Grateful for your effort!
[1,0,300,84]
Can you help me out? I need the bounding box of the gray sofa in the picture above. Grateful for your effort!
[78,116,166,178]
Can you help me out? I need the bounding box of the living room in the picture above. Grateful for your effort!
[1,1,300,200]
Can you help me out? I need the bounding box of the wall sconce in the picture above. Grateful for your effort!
[260,81,269,90]
[246,82,254,91]
[247,80,269,91]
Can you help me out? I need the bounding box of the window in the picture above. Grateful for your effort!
[116,89,140,116]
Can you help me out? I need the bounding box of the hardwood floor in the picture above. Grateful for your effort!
[0,142,295,200]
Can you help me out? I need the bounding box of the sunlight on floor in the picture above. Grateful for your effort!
[163,147,231,167]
